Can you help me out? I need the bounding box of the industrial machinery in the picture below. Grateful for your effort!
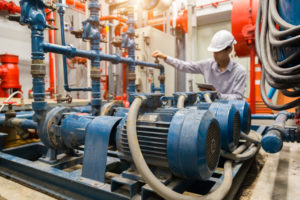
[1,0,297,199]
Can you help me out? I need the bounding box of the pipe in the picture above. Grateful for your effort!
[251,112,294,120]
[45,9,57,98]
[0,117,37,130]
[177,94,186,108]
[100,15,127,24]
[65,0,86,12]
[267,87,277,99]
[42,43,163,69]
[57,3,92,92]
[127,96,233,200]
[249,47,256,113]
[261,111,289,153]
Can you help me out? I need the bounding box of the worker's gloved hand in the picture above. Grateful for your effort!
[152,51,167,60]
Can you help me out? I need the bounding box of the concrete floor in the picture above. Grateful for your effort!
[0,176,55,200]
[250,142,300,200]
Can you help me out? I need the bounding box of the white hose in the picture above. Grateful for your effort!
[203,93,213,103]
[127,96,233,200]
[221,130,261,161]
[177,94,186,108]
[0,91,24,112]
[240,132,260,144]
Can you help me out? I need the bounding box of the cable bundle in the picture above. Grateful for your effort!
[255,0,300,110]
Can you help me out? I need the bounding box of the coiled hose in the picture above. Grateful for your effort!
[221,130,261,161]
[127,96,233,200]
[255,0,300,111]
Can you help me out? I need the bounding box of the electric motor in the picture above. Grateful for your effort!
[116,108,221,181]
[194,102,241,152]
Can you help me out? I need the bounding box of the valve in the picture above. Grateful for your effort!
[3,101,17,119]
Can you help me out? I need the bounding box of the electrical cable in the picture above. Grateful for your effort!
[255,0,300,111]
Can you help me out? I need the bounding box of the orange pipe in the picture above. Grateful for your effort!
[147,9,187,33]
[100,15,127,24]
[66,0,86,12]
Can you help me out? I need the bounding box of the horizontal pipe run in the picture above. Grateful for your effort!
[42,42,163,69]
[0,118,37,129]
[251,112,294,120]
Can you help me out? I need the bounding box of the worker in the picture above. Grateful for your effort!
[152,30,246,100]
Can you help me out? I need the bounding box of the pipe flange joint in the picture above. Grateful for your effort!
[90,68,101,79]
[111,54,121,64]
[67,45,77,58]
[128,72,136,82]
[31,63,46,77]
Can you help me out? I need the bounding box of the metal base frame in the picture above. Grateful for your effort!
[0,126,266,200]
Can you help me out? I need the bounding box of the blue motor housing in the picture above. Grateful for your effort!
[216,100,251,134]
[194,102,241,152]
[116,108,221,181]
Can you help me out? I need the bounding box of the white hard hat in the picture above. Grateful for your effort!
[207,30,237,52]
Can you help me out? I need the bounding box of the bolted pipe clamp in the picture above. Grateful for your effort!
[31,62,46,77]
[90,68,101,79]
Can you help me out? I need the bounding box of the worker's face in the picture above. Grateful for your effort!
[213,47,232,65]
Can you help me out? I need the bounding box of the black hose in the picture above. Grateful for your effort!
[256,0,300,110]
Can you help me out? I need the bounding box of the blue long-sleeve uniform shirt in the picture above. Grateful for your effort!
[165,56,246,100]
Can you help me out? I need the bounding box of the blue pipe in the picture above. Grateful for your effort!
[261,111,289,153]
[42,43,163,69]
[57,2,92,92]
[252,112,294,120]
[267,87,276,99]
[0,118,37,130]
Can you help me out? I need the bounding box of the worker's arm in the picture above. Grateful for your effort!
[152,51,208,74]
[218,71,246,100]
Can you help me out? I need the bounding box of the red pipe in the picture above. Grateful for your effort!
[122,52,129,108]
[0,0,20,14]
[250,47,256,114]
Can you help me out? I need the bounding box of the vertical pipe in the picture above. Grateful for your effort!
[126,1,136,95]
[250,48,256,114]
[46,9,56,98]
[85,0,101,116]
